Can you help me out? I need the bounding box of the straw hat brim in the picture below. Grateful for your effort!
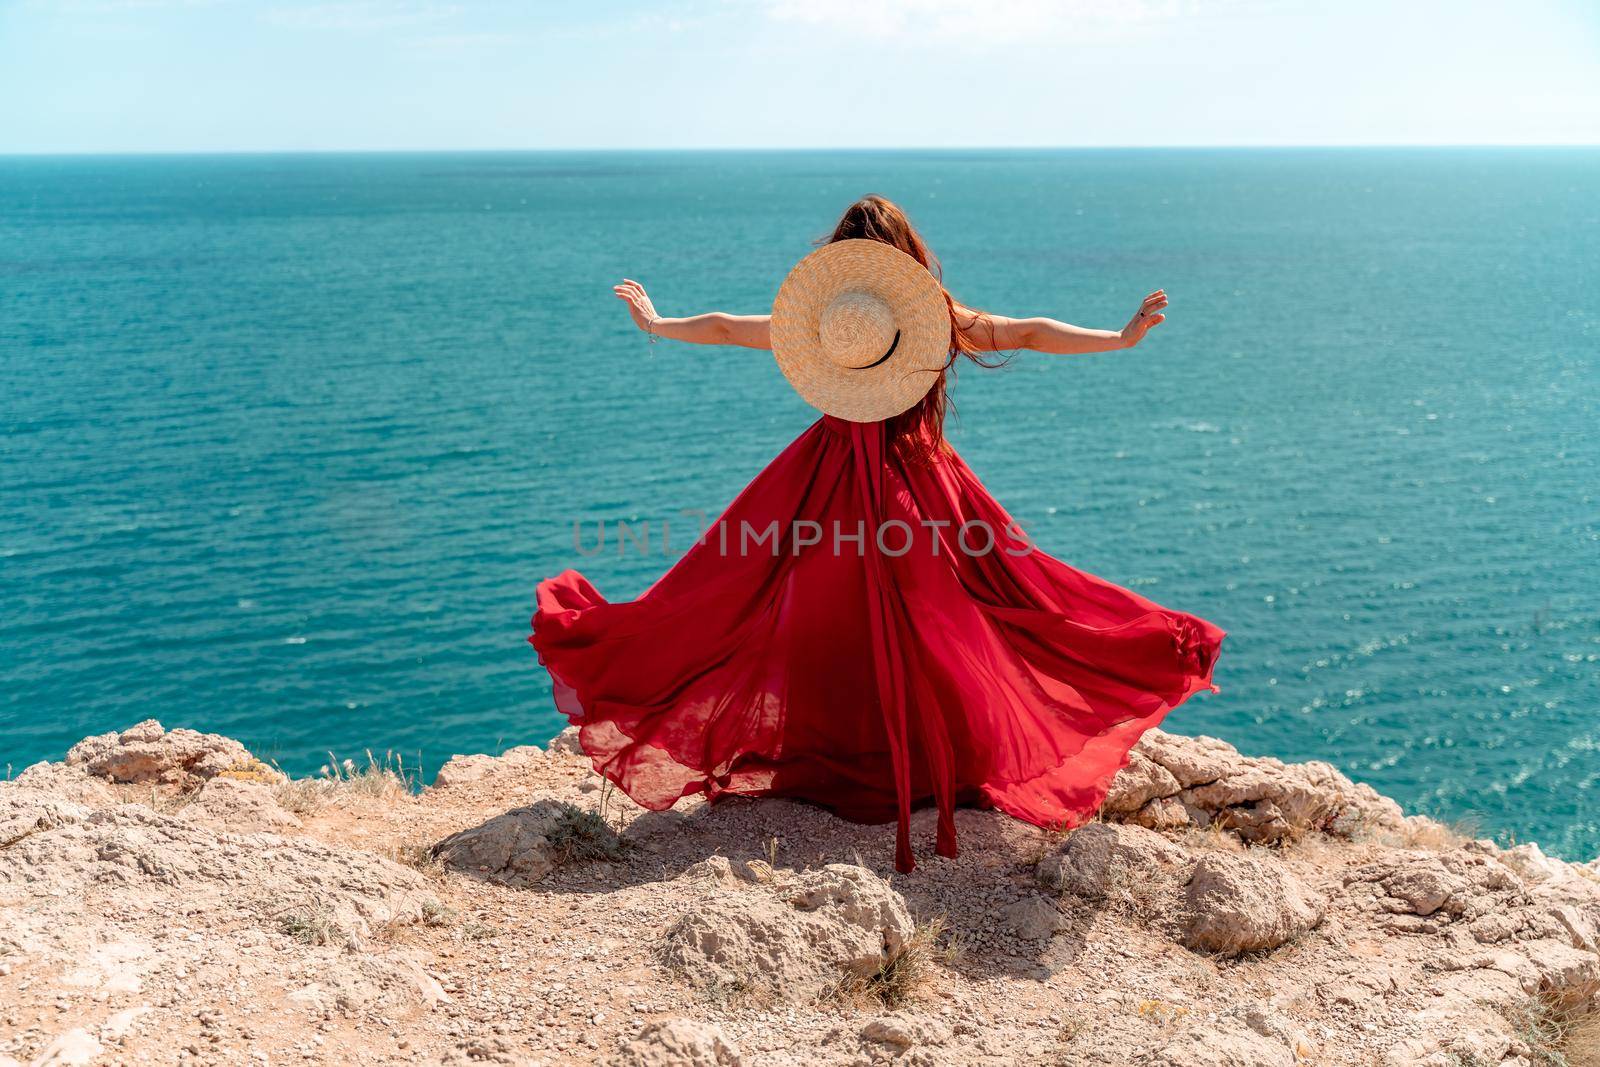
[770,239,950,423]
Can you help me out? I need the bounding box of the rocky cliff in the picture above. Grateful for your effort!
[2,720,1597,1066]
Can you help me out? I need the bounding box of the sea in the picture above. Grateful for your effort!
[2,148,1596,857]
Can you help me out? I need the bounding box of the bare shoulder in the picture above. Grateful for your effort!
[952,303,988,330]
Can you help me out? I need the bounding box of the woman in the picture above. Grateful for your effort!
[533,195,1223,873]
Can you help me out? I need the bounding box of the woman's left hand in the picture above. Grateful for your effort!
[1119,290,1168,348]
[614,278,662,334]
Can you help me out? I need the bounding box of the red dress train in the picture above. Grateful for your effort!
[531,415,1224,872]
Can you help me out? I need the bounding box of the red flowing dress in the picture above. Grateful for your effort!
[531,415,1224,872]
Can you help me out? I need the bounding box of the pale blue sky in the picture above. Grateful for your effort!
[3,0,1598,153]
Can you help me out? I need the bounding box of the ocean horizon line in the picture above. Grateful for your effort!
[3,142,1600,160]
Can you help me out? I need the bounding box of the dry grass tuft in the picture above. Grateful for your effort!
[1097,859,1180,921]
[830,916,953,1009]
[275,750,415,815]
[418,899,456,928]
[129,783,198,815]
[1564,1008,1600,1066]
[1024,825,1071,867]
[1502,987,1600,1066]
[276,905,346,947]
[1176,818,1247,854]
[1282,829,1355,866]
[1398,815,1479,852]
[386,839,448,880]
[762,835,781,872]
[546,802,630,864]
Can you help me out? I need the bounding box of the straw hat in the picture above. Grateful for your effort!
[770,239,951,423]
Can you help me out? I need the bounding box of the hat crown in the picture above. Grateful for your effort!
[819,290,897,369]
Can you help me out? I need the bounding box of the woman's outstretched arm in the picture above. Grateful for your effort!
[957,290,1168,355]
[613,279,772,350]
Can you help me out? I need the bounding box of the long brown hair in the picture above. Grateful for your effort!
[821,194,1005,462]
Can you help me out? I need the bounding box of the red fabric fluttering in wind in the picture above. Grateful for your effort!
[531,416,1224,872]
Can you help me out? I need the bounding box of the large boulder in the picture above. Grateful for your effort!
[1183,853,1324,956]
[1343,849,1524,931]
[431,799,604,886]
[1134,730,1249,788]
[1101,751,1181,814]
[65,719,282,788]
[659,863,914,1001]
[1115,730,1405,843]
[1036,822,1188,901]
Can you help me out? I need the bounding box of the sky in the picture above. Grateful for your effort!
[2,0,1598,153]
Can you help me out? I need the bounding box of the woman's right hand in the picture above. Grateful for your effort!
[613,279,661,334]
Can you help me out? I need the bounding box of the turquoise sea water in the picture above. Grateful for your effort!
[2,149,1597,857]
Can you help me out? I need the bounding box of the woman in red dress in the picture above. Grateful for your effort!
[532,196,1223,872]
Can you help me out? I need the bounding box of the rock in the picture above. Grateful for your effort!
[282,953,449,1017]
[660,863,914,1000]
[679,855,772,885]
[431,746,545,789]
[1209,800,1293,845]
[1101,751,1181,814]
[1467,910,1524,944]
[0,787,92,848]
[1184,852,1324,956]
[1148,1023,1296,1066]
[0,804,437,938]
[1127,795,1192,831]
[1036,822,1188,900]
[14,718,1600,1067]
[859,1015,952,1050]
[547,725,586,759]
[65,720,283,788]
[432,753,500,787]
[31,1028,103,1067]
[11,762,118,807]
[611,1019,741,1067]
[1547,903,1600,952]
[1382,861,1459,916]
[431,799,573,886]
[1500,841,1562,881]
[1344,850,1522,926]
[182,777,301,832]
[1134,730,1249,787]
[1124,730,1404,844]
[998,896,1066,940]
[98,1005,151,1041]
[680,855,743,883]
[1184,763,1343,838]
[1520,938,1600,1005]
